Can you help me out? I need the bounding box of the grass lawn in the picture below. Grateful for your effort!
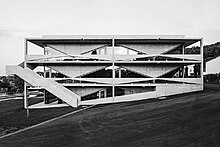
[0,97,78,136]
[0,84,220,146]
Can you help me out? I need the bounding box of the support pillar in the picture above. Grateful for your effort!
[183,66,185,78]
[112,38,115,100]
[104,47,107,54]
[104,89,107,98]
[49,68,52,78]
[24,38,29,118]
[118,68,121,78]
[200,38,204,88]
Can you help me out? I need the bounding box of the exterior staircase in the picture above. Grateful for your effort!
[6,65,79,107]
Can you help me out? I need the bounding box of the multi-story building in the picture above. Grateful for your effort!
[6,35,203,109]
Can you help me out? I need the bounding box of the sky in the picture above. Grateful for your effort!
[0,0,220,75]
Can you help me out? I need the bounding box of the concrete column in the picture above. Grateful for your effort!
[104,47,107,54]
[43,66,46,77]
[98,91,101,99]
[49,69,52,78]
[43,47,47,104]
[182,66,184,78]
[182,45,184,55]
[200,38,204,88]
[24,39,28,109]
[104,89,107,98]
[24,39,29,117]
[112,38,115,99]
[182,45,185,61]
[118,68,121,78]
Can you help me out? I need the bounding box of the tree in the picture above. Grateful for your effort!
[13,75,24,93]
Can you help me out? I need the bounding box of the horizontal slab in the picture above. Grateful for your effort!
[160,54,201,61]
[80,91,156,105]
[26,60,201,64]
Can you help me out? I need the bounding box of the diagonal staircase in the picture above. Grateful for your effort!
[6,66,79,107]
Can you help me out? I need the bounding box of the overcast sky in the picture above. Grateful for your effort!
[0,0,220,75]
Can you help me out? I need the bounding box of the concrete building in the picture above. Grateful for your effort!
[6,35,203,108]
[205,56,220,74]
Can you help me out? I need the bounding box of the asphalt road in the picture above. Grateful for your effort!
[0,84,220,147]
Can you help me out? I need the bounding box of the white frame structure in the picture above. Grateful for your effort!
[6,35,203,108]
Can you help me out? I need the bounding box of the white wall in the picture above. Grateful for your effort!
[205,56,220,74]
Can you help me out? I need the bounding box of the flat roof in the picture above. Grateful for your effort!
[27,35,202,48]
[41,35,187,39]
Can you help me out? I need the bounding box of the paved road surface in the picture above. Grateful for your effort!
[0,84,220,146]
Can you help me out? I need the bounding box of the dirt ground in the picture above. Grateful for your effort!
[0,84,220,147]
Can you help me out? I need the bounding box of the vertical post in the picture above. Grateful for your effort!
[49,69,52,78]
[118,68,121,78]
[200,38,204,89]
[104,89,107,98]
[104,47,107,55]
[112,38,115,100]
[24,38,29,118]
[183,66,185,78]
[182,45,185,61]
[182,45,184,55]
[98,91,101,99]
[43,46,46,104]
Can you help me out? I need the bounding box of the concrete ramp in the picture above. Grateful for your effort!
[6,66,79,107]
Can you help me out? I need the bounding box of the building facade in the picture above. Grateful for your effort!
[6,35,203,108]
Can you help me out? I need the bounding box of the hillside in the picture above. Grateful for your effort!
[185,42,220,62]
[0,84,220,146]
